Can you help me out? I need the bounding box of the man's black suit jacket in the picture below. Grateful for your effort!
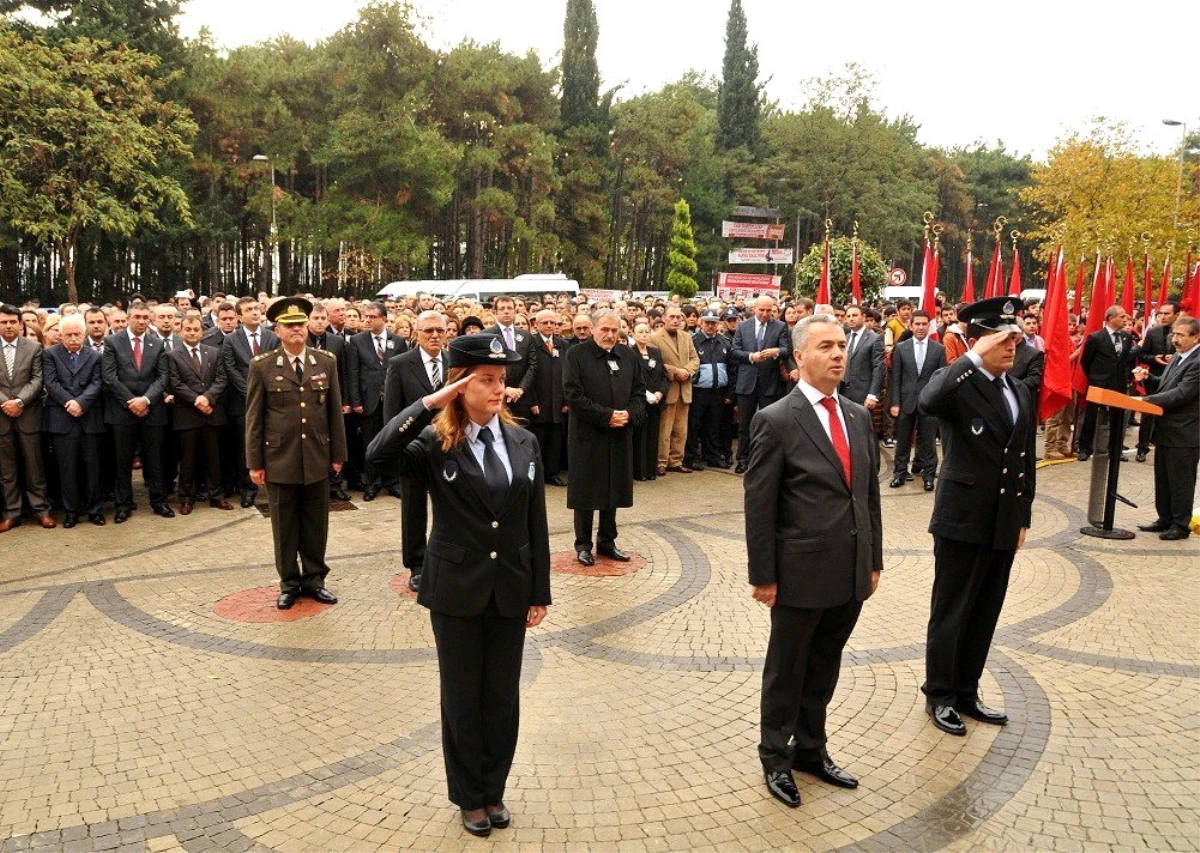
[1143,350,1199,448]
[383,346,447,423]
[166,343,228,430]
[890,337,945,416]
[221,326,279,418]
[101,332,170,426]
[346,331,408,416]
[42,344,105,435]
[1080,326,1137,391]
[1009,341,1046,400]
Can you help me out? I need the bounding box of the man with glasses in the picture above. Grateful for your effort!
[1134,302,1179,462]
[347,302,407,500]
[382,311,448,589]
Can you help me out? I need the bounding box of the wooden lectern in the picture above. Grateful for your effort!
[1081,387,1163,540]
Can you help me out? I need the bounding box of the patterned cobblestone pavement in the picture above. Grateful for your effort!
[0,449,1196,852]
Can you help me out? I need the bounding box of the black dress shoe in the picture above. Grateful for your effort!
[955,698,1008,725]
[923,479,935,492]
[926,703,967,736]
[461,809,491,837]
[795,756,858,789]
[240,493,256,508]
[1135,451,1148,462]
[114,509,132,524]
[577,549,595,566]
[1138,521,1171,533]
[277,592,297,610]
[546,475,567,487]
[597,545,631,562]
[330,487,351,502]
[764,771,800,808]
[903,471,914,482]
[687,461,705,471]
[1077,451,1091,462]
[1160,527,1191,541]
[63,514,78,529]
[309,588,338,604]
[735,462,748,474]
[890,475,906,488]
[408,573,421,592]
[151,504,175,518]
[707,459,731,470]
[362,487,379,502]
[485,804,511,829]
[89,513,106,526]
[386,486,404,499]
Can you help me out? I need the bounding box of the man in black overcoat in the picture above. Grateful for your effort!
[563,309,646,566]
[1076,304,1137,461]
[527,309,568,487]
[918,297,1037,736]
[1134,301,1179,461]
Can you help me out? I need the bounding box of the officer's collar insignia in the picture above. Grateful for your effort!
[309,354,317,364]
[276,355,284,366]
[488,337,505,358]
[971,417,985,436]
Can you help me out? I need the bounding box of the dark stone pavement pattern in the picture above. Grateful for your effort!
[0,449,1196,851]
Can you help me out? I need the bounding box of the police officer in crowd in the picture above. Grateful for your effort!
[245,297,347,609]
[366,333,551,838]
[686,309,732,470]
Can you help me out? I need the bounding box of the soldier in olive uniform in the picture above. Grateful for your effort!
[245,297,349,609]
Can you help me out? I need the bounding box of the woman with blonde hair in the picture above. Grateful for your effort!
[367,333,551,838]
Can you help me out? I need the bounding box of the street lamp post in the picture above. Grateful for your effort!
[1163,119,1187,230]
[251,154,279,295]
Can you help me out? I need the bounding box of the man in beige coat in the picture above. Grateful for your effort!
[650,305,699,474]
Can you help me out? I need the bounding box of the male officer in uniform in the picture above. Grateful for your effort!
[686,310,732,470]
[245,297,348,609]
[918,297,1037,736]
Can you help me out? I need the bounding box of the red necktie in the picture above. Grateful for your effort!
[132,336,143,371]
[819,396,852,487]
[251,332,260,356]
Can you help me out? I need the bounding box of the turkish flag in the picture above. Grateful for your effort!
[1073,251,1106,395]
[1007,246,1022,296]
[920,238,937,313]
[984,238,1001,299]
[850,240,861,305]
[1157,258,1172,308]
[1143,252,1153,312]
[962,249,975,303]
[1182,258,1200,316]
[1072,258,1085,317]
[1120,257,1136,315]
[1040,247,1073,421]
[817,238,831,304]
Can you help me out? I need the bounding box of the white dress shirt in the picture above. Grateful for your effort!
[796,378,849,447]
[466,414,513,483]
[420,347,444,387]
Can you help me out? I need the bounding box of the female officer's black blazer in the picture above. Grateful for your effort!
[367,399,552,619]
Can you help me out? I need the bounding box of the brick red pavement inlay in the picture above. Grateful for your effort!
[389,572,419,599]
[550,548,647,576]
[214,586,336,622]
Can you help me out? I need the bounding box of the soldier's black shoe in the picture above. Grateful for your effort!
[926,703,967,735]
[597,545,631,562]
[955,698,1008,725]
[577,550,595,566]
[1160,527,1191,540]
[277,592,297,610]
[309,588,338,604]
[151,503,175,518]
[764,771,800,808]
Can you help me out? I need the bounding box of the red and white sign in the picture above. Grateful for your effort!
[722,221,786,240]
[580,288,623,302]
[889,267,908,286]
[728,248,793,265]
[717,273,781,300]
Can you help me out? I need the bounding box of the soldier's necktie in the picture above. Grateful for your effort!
[994,376,1014,427]
[132,336,143,371]
[477,426,509,515]
[293,356,304,384]
[430,358,441,390]
[819,396,852,487]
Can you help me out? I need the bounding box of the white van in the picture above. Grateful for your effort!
[376,274,579,304]
[883,286,940,303]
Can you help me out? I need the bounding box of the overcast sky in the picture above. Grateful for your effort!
[178,0,1193,160]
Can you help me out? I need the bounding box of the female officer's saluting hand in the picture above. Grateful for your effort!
[367,333,550,837]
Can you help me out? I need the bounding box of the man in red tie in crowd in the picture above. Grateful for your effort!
[743,313,883,810]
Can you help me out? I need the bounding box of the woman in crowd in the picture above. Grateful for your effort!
[630,321,666,481]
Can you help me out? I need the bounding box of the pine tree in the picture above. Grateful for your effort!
[716,0,760,154]
[666,199,699,297]
[561,0,600,129]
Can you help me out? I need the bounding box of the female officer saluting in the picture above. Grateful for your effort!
[367,333,551,838]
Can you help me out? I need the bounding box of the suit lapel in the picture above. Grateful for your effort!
[410,354,433,394]
[790,393,850,493]
[973,371,1015,435]
[499,426,531,519]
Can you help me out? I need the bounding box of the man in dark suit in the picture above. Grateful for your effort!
[526,309,568,487]
[731,295,797,473]
[1077,304,1137,461]
[889,311,945,490]
[1009,338,1046,403]
[307,301,351,502]
[245,297,347,609]
[346,302,407,500]
[919,297,1037,736]
[1134,316,1199,540]
[0,304,52,530]
[382,310,449,590]
[488,295,538,421]
[167,315,231,515]
[840,304,885,409]
[103,303,174,522]
[42,315,106,527]
[1134,301,1179,462]
[202,301,239,346]
[222,296,278,506]
[745,314,882,809]
[563,309,646,566]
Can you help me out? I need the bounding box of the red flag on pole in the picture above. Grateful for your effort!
[850,239,862,305]
[1072,258,1085,317]
[962,248,975,303]
[984,237,1000,299]
[1157,257,1171,308]
[1074,250,1105,394]
[920,238,937,313]
[1120,257,1136,315]
[1007,245,1022,296]
[817,235,831,304]
[1040,246,1072,421]
[1143,252,1153,313]
[1182,258,1200,316]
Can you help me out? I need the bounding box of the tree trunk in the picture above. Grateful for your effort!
[58,235,79,304]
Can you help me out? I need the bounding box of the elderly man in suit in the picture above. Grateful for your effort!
[1134,316,1200,540]
[840,304,885,409]
[889,311,946,490]
[745,314,882,809]
[103,302,175,522]
[0,304,53,530]
[919,297,1037,736]
[167,315,231,515]
[382,310,449,590]
[731,294,796,474]
[222,296,279,506]
[347,301,408,501]
[42,315,106,527]
[649,304,700,475]
[1077,304,1137,461]
[527,309,568,487]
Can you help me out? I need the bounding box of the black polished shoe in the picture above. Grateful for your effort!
[114,509,132,524]
[240,493,256,508]
[151,503,175,518]
[926,702,967,736]
[795,756,858,789]
[309,588,338,604]
[63,513,78,529]
[707,459,731,470]
[330,487,351,502]
[764,771,800,808]
[903,471,914,482]
[955,698,1008,725]
[276,592,297,610]
[362,487,379,502]
[1138,521,1171,533]
[923,478,935,492]
[577,549,595,567]
[735,462,748,474]
[597,545,631,562]
[386,485,404,499]
[889,475,906,488]
[407,573,421,592]
[89,513,106,526]
[1077,450,1091,462]
[546,475,567,487]
[461,809,491,838]
[485,804,511,829]
[1160,527,1191,541]
[1135,451,1148,463]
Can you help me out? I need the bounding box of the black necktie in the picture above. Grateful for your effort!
[294,357,304,384]
[69,351,78,369]
[477,426,509,515]
[756,323,765,349]
[994,376,1014,427]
